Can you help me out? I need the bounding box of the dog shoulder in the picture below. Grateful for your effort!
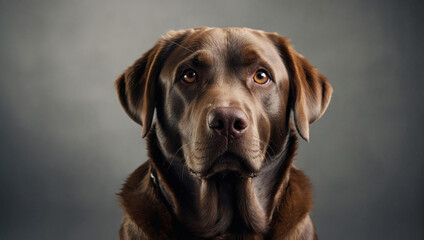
[119,160,175,240]
[269,167,316,239]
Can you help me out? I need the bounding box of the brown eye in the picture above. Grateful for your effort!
[253,71,270,84]
[182,69,197,83]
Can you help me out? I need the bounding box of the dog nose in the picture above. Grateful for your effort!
[208,107,249,138]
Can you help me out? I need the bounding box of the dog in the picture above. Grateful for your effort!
[115,27,332,240]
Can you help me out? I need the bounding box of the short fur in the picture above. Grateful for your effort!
[115,27,332,240]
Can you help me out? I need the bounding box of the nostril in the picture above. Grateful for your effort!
[234,120,247,131]
[209,119,224,130]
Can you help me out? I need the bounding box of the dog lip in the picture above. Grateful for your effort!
[191,151,259,179]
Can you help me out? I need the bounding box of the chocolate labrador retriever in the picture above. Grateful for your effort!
[115,27,332,240]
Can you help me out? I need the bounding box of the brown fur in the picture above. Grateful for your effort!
[115,27,332,240]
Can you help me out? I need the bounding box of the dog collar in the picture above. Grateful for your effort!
[150,167,158,186]
[150,166,175,212]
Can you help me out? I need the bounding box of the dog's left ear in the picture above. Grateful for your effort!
[115,30,191,137]
[267,33,333,141]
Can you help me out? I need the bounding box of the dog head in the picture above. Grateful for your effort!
[115,27,332,179]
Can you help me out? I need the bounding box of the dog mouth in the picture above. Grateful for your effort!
[189,151,258,179]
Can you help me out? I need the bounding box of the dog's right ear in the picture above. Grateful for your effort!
[115,30,191,137]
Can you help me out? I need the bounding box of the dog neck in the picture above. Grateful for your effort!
[147,123,299,239]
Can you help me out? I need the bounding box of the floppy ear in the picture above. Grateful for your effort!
[115,30,190,137]
[267,33,333,141]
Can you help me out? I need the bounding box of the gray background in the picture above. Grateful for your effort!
[0,0,423,239]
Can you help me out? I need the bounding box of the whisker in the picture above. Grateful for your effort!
[167,143,190,172]
[167,40,195,53]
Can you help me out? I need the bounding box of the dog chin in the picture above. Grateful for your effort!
[190,151,259,179]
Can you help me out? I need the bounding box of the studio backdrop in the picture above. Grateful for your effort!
[0,0,423,239]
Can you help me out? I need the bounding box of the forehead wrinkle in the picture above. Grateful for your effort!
[244,33,288,82]
[173,50,214,72]
[225,32,269,66]
[240,48,262,66]
[174,28,227,69]
[239,47,279,72]
[226,41,279,80]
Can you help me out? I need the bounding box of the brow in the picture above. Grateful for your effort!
[238,48,276,78]
[177,50,214,69]
[241,49,263,66]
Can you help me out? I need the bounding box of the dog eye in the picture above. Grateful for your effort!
[253,71,270,84]
[182,69,198,83]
